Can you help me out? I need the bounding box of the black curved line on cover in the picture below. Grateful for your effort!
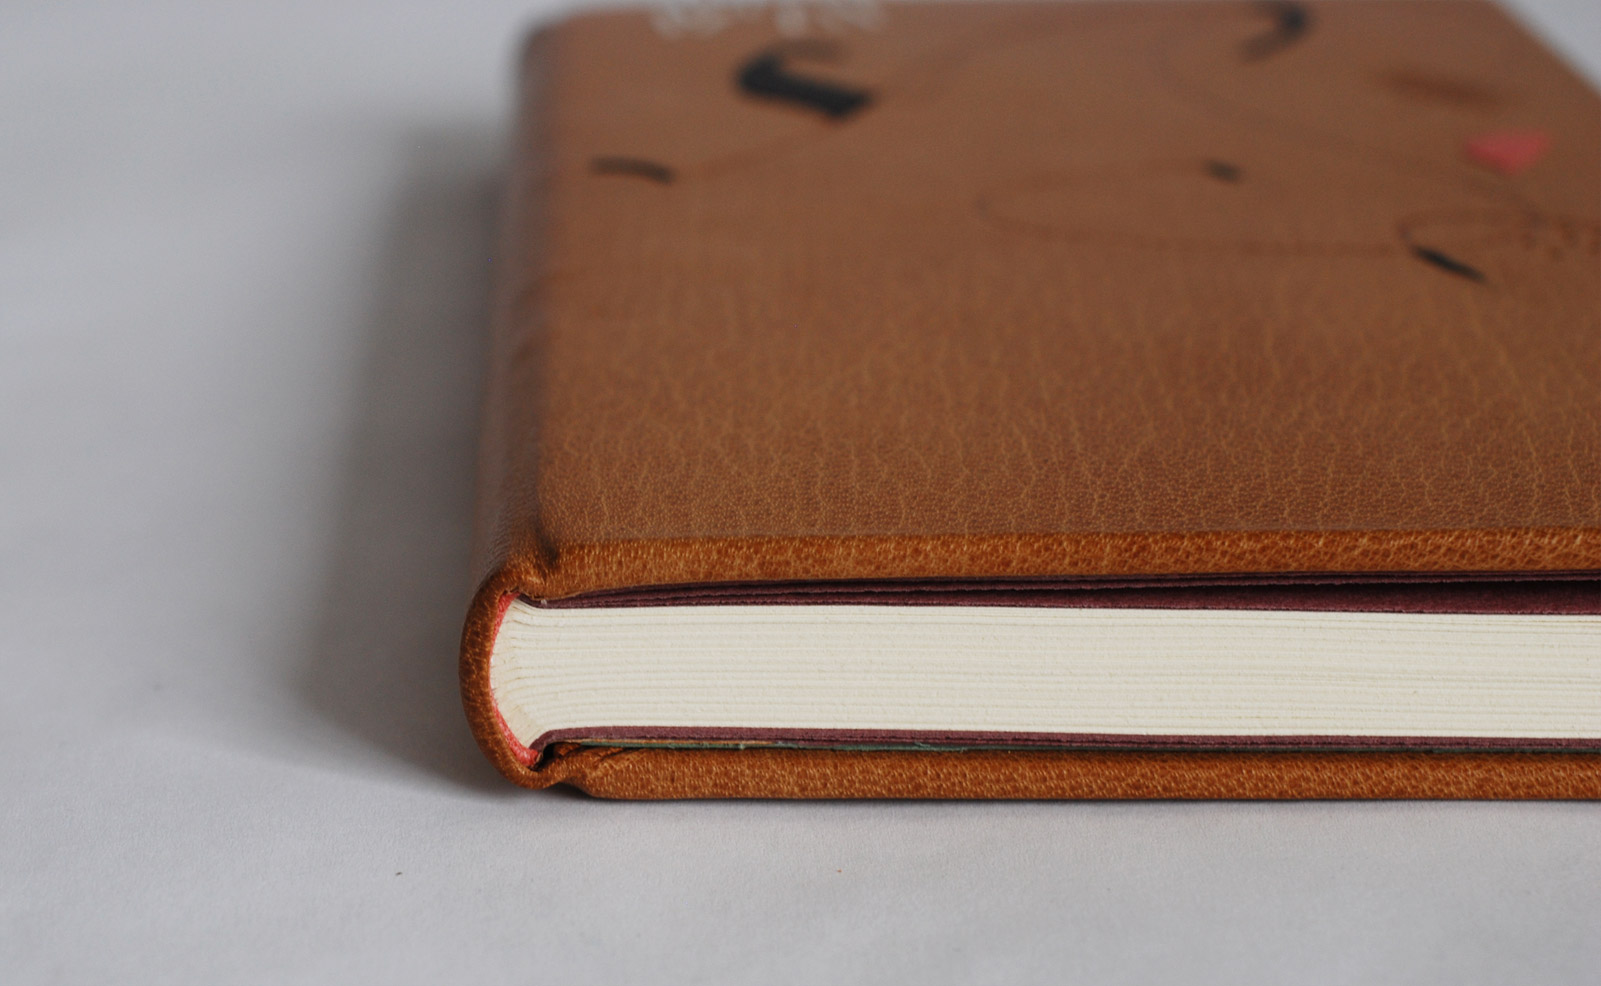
[590,156,675,183]
[1240,1,1312,62]
[1411,246,1486,283]
[736,41,872,119]
[1204,159,1243,182]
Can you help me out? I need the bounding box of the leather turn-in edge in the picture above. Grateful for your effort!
[505,528,1600,602]
[517,746,1601,799]
[461,566,550,783]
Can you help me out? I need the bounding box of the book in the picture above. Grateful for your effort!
[460,0,1601,798]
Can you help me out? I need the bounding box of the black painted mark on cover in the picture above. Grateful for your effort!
[1240,1,1312,62]
[1204,160,1242,182]
[590,156,675,183]
[736,41,872,119]
[1411,246,1486,283]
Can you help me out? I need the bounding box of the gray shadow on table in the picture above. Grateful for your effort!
[299,125,522,792]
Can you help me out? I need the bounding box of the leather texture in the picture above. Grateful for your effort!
[461,0,1601,798]
[528,746,1601,800]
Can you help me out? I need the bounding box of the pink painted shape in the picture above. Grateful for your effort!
[1464,130,1551,176]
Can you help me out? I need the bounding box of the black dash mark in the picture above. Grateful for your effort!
[736,41,872,120]
[1241,1,1312,62]
[1204,160,1243,182]
[1412,246,1486,282]
[590,156,675,183]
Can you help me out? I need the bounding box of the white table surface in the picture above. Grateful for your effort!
[3,1,1598,982]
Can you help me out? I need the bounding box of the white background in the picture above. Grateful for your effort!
[2,1,1597,982]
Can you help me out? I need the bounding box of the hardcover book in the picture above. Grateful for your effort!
[460,0,1600,798]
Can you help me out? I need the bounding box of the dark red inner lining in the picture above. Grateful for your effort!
[539,572,1600,614]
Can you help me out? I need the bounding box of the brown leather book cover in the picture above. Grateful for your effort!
[461,0,1601,798]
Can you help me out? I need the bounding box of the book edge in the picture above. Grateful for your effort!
[540,745,1601,800]
[460,569,1601,796]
